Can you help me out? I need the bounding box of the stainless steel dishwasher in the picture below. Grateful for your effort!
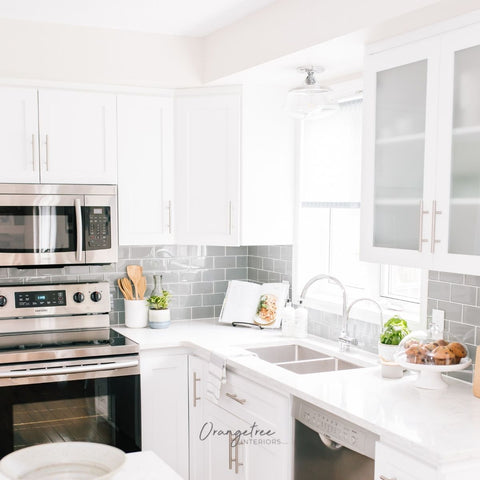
[293,398,379,480]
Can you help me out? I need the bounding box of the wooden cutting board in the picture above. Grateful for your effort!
[473,346,480,398]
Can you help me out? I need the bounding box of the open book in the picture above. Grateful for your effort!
[219,280,290,329]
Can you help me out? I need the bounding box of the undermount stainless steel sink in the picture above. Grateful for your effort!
[246,344,362,375]
[246,344,330,363]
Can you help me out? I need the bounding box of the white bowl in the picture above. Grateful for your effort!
[0,442,126,480]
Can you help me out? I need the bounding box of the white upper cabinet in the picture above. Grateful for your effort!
[0,87,39,183]
[175,90,241,246]
[361,37,440,269]
[38,89,117,184]
[435,22,480,274]
[361,20,480,274]
[117,94,174,245]
[175,86,294,246]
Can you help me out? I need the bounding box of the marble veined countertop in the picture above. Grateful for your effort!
[116,319,480,466]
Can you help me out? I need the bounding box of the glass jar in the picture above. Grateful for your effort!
[150,274,164,297]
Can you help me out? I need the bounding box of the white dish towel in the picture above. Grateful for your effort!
[206,348,258,403]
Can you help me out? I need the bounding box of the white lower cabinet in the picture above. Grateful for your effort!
[140,351,189,479]
[188,355,292,480]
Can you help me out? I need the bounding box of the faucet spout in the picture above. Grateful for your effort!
[299,274,347,320]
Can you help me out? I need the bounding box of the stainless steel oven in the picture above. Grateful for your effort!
[293,398,378,480]
[0,184,117,267]
[0,281,140,458]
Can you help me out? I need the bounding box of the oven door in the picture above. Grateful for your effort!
[0,194,84,266]
[0,356,141,458]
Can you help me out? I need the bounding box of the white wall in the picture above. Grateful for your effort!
[202,0,442,83]
[0,18,202,87]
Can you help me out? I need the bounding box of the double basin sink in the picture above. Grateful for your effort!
[246,344,361,375]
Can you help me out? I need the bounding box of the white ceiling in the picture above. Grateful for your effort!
[0,0,277,36]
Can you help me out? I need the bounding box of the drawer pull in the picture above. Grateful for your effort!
[379,476,397,480]
[226,392,246,405]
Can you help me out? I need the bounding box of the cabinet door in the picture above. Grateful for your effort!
[0,87,39,183]
[435,23,480,274]
[175,92,241,245]
[117,95,174,245]
[38,89,117,184]
[189,356,208,480]
[140,351,188,479]
[361,37,440,269]
[203,401,248,480]
[375,442,438,480]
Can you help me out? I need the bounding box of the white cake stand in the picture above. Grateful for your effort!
[396,357,472,389]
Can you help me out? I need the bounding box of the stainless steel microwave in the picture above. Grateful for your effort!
[0,184,117,267]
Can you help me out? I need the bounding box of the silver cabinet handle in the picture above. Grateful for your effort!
[379,476,397,480]
[228,201,232,235]
[228,433,243,474]
[31,134,36,171]
[44,134,49,171]
[74,198,83,262]
[193,371,201,407]
[228,432,233,470]
[418,200,429,251]
[233,437,243,474]
[430,200,442,253]
[167,200,172,234]
[226,392,246,404]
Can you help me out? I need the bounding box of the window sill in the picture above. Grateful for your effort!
[298,296,423,331]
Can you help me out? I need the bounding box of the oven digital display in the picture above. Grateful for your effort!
[15,290,66,308]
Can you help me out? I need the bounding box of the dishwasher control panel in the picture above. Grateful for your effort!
[293,398,378,459]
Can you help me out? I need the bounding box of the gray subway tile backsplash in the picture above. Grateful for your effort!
[427,269,480,383]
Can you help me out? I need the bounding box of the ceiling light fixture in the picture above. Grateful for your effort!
[286,66,339,119]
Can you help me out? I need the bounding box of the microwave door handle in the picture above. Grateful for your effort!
[75,198,83,262]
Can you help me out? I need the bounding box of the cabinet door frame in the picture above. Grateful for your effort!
[0,87,40,183]
[360,37,441,269]
[117,94,174,245]
[174,91,241,246]
[434,23,480,275]
[38,89,117,185]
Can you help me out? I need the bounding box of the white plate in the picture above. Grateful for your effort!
[0,442,126,480]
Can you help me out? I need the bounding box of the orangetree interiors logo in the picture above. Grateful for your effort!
[199,421,282,446]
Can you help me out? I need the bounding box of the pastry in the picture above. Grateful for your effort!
[447,342,467,363]
[405,345,427,364]
[431,346,456,365]
[424,342,437,352]
[435,339,449,347]
[404,339,420,349]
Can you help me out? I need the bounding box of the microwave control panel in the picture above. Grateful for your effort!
[85,207,111,250]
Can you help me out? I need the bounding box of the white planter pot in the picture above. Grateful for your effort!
[124,299,148,328]
[149,309,171,329]
[377,342,400,362]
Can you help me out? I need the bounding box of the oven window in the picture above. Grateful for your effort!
[0,206,76,253]
[0,376,141,458]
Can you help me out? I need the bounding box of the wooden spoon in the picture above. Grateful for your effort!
[117,278,128,299]
[127,265,143,300]
[137,276,147,300]
[120,277,134,300]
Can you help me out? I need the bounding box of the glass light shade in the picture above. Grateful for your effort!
[286,85,339,119]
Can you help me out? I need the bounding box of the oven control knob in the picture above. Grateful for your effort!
[90,291,102,302]
[0,295,6,307]
[73,292,85,303]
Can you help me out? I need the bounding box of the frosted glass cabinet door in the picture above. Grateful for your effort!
[373,60,428,250]
[434,23,480,274]
[448,44,480,256]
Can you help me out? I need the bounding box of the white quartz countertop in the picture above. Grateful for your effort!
[116,319,480,466]
[0,451,181,480]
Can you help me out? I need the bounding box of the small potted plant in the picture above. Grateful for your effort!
[378,315,410,361]
[146,285,171,329]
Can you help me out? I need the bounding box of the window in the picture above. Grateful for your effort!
[295,98,423,324]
